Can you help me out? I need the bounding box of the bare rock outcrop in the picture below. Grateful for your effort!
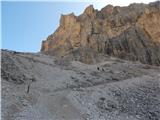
[41,1,160,65]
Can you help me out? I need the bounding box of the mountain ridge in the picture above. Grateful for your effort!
[41,1,160,65]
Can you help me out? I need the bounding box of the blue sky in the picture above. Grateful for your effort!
[2,1,108,52]
[1,0,153,52]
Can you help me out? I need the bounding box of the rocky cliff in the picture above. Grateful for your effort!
[41,1,160,65]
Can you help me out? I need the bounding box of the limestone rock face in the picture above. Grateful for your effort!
[41,1,160,65]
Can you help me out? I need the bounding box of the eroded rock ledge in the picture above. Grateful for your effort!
[41,1,160,65]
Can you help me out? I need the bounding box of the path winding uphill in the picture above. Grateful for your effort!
[1,50,160,120]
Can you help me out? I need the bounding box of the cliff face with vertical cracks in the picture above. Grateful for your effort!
[41,1,160,65]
